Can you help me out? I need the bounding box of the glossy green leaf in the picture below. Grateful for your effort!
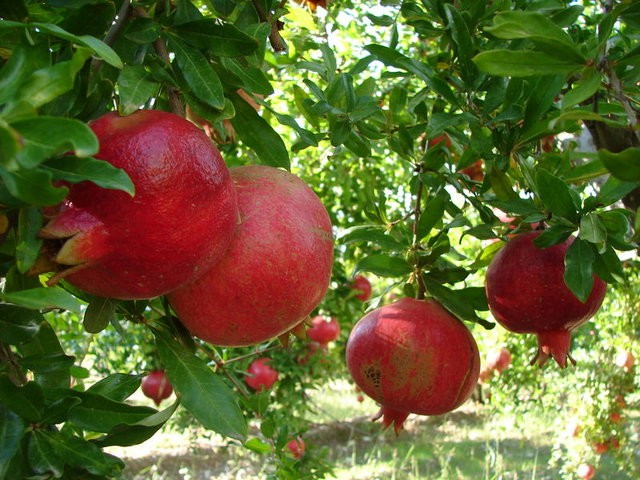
[87,374,142,403]
[17,322,70,390]
[20,353,74,375]
[117,66,159,116]
[0,377,43,422]
[473,49,584,77]
[230,92,290,170]
[344,130,372,158]
[83,297,118,334]
[599,147,640,182]
[68,391,158,432]
[174,21,259,57]
[0,122,20,170]
[339,225,405,251]
[536,169,580,222]
[2,287,83,314]
[533,225,575,248]
[43,155,135,196]
[564,237,595,303]
[170,36,225,110]
[12,116,99,169]
[15,207,42,274]
[124,17,161,44]
[580,213,607,245]
[0,305,44,345]
[27,430,63,478]
[561,68,602,108]
[595,177,638,207]
[0,405,25,480]
[353,254,412,277]
[245,437,272,454]
[0,168,68,206]
[154,329,247,441]
[220,58,273,96]
[0,42,49,106]
[423,278,494,329]
[417,192,447,240]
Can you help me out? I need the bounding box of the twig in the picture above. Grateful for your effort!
[89,0,132,79]
[411,163,427,300]
[0,342,28,386]
[152,37,185,117]
[604,61,640,144]
[251,0,287,52]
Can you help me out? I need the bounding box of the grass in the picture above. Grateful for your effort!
[113,379,638,480]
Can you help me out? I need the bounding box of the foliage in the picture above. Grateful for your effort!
[1,0,640,478]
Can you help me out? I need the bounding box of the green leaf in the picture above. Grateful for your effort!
[353,254,412,277]
[83,297,118,334]
[0,305,44,345]
[561,68,602,109]
[170,35,224,110]
[0,405,25,480]
[43,155,135,196]
[87,374,141,402]
[599,147,640,182]
[473,49,583,77]
[533,225,574,248]
[0,42,49,106]
[20,353,75,374]
[12,116,99,169]
[579,213,606,245]
[535,169,579,223]
[17,322,70,390]
[564,237,595,303]
[595,177,638,207]
[124,17,161,44]
[27,430,63,478]
[0,377,43,422]
[220,58,273,96]
[0,168,68,206]
[93,399,179,447]
[67,391,158,432]
[15,207,42,274]
[339,225,405,251]
[344,130,372,158]
[0,122,21,170]
[245,437,272,454]
[229,92,289,170]
[174,21,259,57]
[1,287,83,314]
[417,192,447,240]
[154,329,247,441]
[117,66,159,116]
[422,278,494,329]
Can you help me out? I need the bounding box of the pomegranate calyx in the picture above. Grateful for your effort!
[534,330,574,368]
[373,406,410,436]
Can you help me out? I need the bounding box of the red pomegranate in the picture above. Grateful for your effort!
[346,297,480,434]
[39,110,238,300]
[286,437,305,459]
[614,350,635,371]
[306,316,340,345]
[486,347,512,373]
[245,357,278,391]
[458,160,484,182]
[351,275,372,301]
[141,370,173,406]
[485,231,606,368]
[168,165,333,346]
[577,464,596,480]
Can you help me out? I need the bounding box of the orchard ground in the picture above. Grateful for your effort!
[112,379,639,480]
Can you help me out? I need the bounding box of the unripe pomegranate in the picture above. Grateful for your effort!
[346,298,480,434]
[39,110,238,300]
[286,437,305,459]
[485,232,606,368]
[306,316,340,345]
[351,275,372,301]
[141,370,173,406]
[245,357,278,391]
[168,165,333,346]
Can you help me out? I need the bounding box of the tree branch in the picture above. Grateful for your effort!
[251,0,287,52]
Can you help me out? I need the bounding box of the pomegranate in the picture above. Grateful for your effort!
[168,165,333,346]
[351,275,372,301]
[577,464,596,480]
[592,442,608,455]
[428,133,452,149]
[141,370,173,406]
[306,316,340,345]
[245,357,278,391]
[346,297,480,434]
[485,231,606,368]
[486,347,512,373]
[39,110,238,300]
[286,437,305,459]
[614,350,635,371]
[458,160,484,182]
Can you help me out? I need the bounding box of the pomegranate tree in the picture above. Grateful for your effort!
[485,231,606,367]
[169,165,333,346]
[141,370,173,406]
[306,315,340,345]
[346,297,480,434]
[39,110,238,299]
[245,357,279,391]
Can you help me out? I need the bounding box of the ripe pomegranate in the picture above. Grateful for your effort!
[609,412,623,424]
[485,231,606,368]
[346,297,480,434]
[351,275,372,301]
[577,463,596,480]
[614,350,635,371]
[168,165,333,346]
[245,357,278,391]
[458,160,484,182]
[286,437,305,459]
[39,110,238,300]
[306,316,340,345]
[592,442,608,455]
[141,370,173,406]
[486,347,512,373]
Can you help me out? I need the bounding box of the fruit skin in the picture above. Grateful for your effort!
[306,316,340,345]
[40,110,238,300]
[141,370,173,406]
[346,297,480,434]
[245,357,279,391]
[351,275,372,301]
[485,231,607,368]
[169,165,333,346]
[286,437,305,459]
